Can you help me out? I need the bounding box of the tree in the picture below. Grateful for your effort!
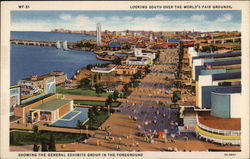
[210,45,218,53]
[88,108,96,127]
[92,106,98,115]
[10,133,17,145]
[41,140,48,152]
[133,70,142,79]
[32,125,39,141]
[33,144,39,152]
[80,78,90,88]
[123,84,129,92]
[132,81,140,88]
[76,120,83,129]
[113,57,121,65]
[32,125,39,133]
[105,94,113,107]
[174,81,182,89]
[88,109,95,119]
[95,83,104,94]
[113,90,119,101]
[172,91,181,103]
[48,134,56,151]
[145,65,151,74]
[86,64,93,70]
[194,43,200,52]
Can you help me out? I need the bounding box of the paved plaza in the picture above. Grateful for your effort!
[10,49,240,152]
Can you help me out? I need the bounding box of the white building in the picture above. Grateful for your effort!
[134,48,155,60]
[197,72,241,109]
[187,47,198,67]
[96,23,102,46]
[10,86,21,116]
[126,58,149,65]
[91,67,115,74]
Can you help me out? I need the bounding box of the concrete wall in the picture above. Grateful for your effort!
[116,68,136,75]
[192,59,203,80]
[230,93,241,118]
[58,102,71,118]
[197,75,213,108]
[188,47,198,67]
[211,92,230,118]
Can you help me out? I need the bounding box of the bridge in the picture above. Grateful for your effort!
[10,40,75,48]
[196,36,241,44]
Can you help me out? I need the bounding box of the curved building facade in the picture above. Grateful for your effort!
[211,86,241,118]
[211,92,230,118]
[195,112,241,145]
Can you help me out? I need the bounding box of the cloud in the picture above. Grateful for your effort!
[123,16,133,21]
[110,16,120,21]
[59,14,72,20]
[216,14,232,22]
[11,12,240,32]
[154,14,166,21]
[190,15,206,21]
[75,15,91,23]
[93,16,106,22]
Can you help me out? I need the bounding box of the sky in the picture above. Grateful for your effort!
[11,10,241,32]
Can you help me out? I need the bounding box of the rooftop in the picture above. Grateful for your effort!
[32,99,71,111]
[198,111,241,130]
[91,67,115,73]
[21,71,65,82]
[205,59,241,67]
[197,52,241,59]
[22,74,53,82]
[167,39,181,43]
[212,72,241,81]
[108,64,145,69]
[212,86,241,94]
[108,42,121,48]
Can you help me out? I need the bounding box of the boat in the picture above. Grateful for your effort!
[56,41,61,49]
[63,40,68,51]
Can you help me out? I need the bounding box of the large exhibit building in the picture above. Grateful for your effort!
[14,94,73,123]
[184,46,242,146]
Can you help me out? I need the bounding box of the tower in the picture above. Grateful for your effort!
[96,23,102,46]
[149,33,153,42]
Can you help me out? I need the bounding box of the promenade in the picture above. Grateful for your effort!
[10,121,94,135]
[10,113,240,151]
[10,48,238,152]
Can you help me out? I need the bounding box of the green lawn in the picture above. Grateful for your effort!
[10,130,87,146]
[224,42,241,45]
[74,100,120,107]
[85,109,112,130]
[56,86,112,97]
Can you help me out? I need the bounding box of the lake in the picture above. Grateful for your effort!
[11,31,108,85]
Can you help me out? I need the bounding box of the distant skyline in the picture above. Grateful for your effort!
[11,10,241,32]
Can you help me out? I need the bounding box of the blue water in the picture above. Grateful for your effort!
[11,31,96,42]
[62,111,79,120]
[10,31,108,85]
[52,107,89,128]
[11,44,109,85]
